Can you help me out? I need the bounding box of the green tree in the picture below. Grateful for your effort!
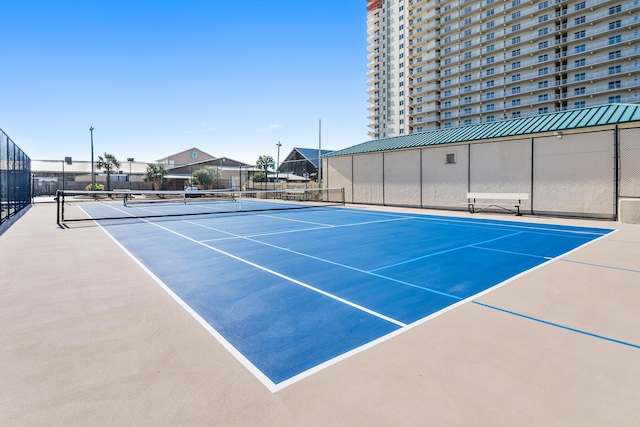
[256,155,274,171]
[255,155,274,184]
[142,163,167,191]
[96,153,120,191]
[192,166,219,190]
[84,183,104,191]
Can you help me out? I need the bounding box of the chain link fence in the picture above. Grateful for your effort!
[1,128,31,226]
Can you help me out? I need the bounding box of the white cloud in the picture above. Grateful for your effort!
[255,123,283,132]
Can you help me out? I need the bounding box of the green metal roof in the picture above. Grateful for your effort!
[325,104,640,157]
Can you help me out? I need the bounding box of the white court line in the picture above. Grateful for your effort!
[197,215,417,243]
[332,208,615,239]
[185,220,461,301]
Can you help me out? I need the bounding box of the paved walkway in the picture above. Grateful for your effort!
[1,203,639,426]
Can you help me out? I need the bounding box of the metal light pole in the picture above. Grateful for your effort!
[127,157,134,190]
[276,141,282,182]
[89,126,95,190]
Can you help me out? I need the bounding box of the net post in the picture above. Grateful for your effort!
[341,187,345,205]
[56,190,62,225]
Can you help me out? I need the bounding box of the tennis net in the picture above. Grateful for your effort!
[56,188,345,224]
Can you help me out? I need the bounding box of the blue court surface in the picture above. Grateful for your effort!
[93,206,613,391]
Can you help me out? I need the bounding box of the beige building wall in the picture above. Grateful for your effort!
[353,154,384,204]
[421,144,469,208]
[533,131,615,216]
[382,150,421,206]
[470,139,532,211]
[325,156,353,203]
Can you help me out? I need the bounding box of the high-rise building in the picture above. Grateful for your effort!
[367,0,640,139]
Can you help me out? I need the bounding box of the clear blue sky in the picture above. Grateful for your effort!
[0,0,369,164]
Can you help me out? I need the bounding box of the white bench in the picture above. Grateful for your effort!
[466,192,529,216]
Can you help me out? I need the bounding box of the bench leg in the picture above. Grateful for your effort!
[515,205,521,216]
[468,203,475,214]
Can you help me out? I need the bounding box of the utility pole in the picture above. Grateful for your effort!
[276,141,282,181]
[90,126,95,190]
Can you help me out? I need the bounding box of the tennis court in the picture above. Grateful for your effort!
[66,192,615,392]
[4,200,640,425]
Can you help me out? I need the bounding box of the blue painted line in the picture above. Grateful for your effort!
[473,301,640,350]
[557,259,640,274]
[369,231,525,272]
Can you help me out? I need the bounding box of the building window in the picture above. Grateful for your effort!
[539,28,549,36]
[609,65,622,74]
[512,62,521,69]
[575,16,586,25]
[575,1,586,11]
[609,20,622,30]
[486,68,495,76]
[575,44,586,53]
[512,99,521,106]
[486,115,495,122]
[609,35,622,45]
[609,95,622,103]
[486,56,495,64]
[512,74,521,82]
[609,5,622,14]
[464,74,472,81]
[486,103,495,111]
[486,32,495,41]
[539,94,549,101]
[486,80,495,87]
[539,1,549,9]
[511,11,521,20]
[464,119,472,125]
[609,80,622,89]
[575,30,586,39]
[512,49,521,57]
[464,85,472,93]
[444,122,452,128]
[512,24,521,32]
[444,101,452,108]
[609,50,622,60]
[539,81,549,88]
[464,97,472,104]
[486,44,494,52]
[538,107,549,114]
[464,107,472,115]
[574,59,585,67]
[575,72,586,81]
[538,54,549,62]
[575,101,586,108]
[512,86,521,94]
[486,92,495,99]
[444,153,456,165]
[539,67,549,75]
[538,41,549,49]
[444,111,452,118]
[575,87,586,95]
[538,15,548,23]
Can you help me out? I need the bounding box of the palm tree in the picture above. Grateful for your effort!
[142,163,167,191]
[255,155,274,185]
[96,153,120,191]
